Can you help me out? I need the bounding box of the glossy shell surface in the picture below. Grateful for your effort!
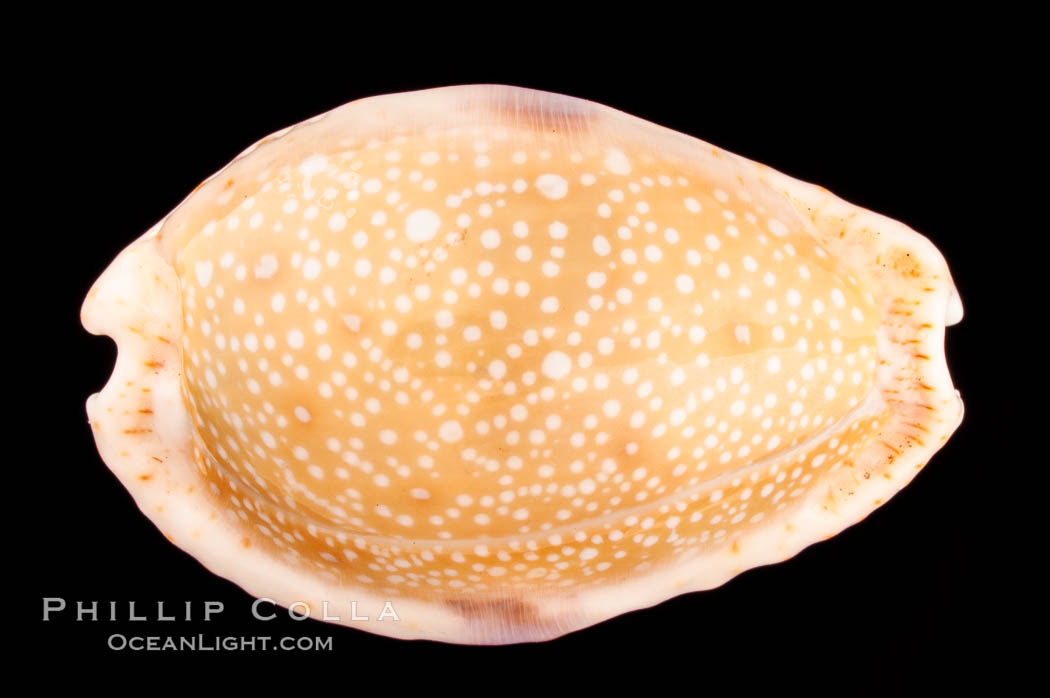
[82,85,963,644]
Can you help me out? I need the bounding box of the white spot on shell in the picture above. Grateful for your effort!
[328,212,347,232]
[604,148,631,175]
[439,420,463,443]
[299,154,328,176]
[593,235,611,256]
[406,209,440,243]
[253,255,277,279]
[481,228,501,249]
[535,174,568,200]
[195,261,213,287]
[542,351,572,380]
[302,258,321,280]
[342,314,362,332]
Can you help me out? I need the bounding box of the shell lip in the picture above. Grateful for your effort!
[946,285,964,325]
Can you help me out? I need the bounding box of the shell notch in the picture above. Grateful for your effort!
[82,84,963,644]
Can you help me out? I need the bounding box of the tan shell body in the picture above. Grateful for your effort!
[82,85,963,644]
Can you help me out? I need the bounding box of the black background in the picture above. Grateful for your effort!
[19,22,1018,682]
